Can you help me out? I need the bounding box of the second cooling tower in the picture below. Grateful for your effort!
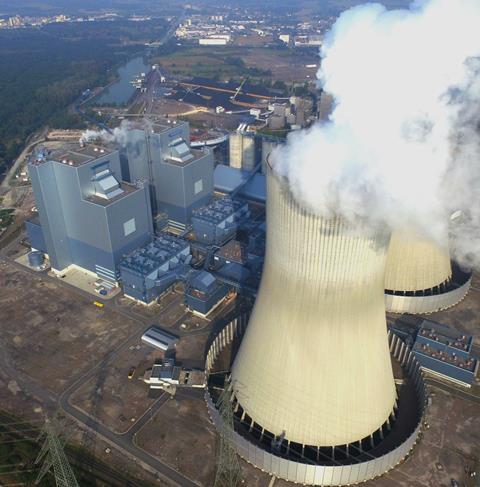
[385,233,471,314]
[231,166,396,447]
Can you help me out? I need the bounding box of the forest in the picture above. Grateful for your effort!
[0,19,167,179]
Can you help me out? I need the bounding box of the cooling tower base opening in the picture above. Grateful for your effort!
[205,312,428,486]
[385,263,472,314]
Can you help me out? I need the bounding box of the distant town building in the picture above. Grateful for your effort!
[279,34,291,45]
[294,34,323,47]
[27,144,153,282]
[199,35,230,46]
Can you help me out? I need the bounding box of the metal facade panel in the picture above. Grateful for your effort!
[385,277,471,314]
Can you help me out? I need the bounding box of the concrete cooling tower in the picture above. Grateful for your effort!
[385,233,471,314]
[205,164,427,485]
[231,168,396,447]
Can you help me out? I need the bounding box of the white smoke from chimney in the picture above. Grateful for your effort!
[273,0,480,267]
[79,120,136,147]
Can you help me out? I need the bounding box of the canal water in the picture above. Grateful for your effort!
[94,56,150,105]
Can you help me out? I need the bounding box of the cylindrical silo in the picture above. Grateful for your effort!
[231,165,396,448]
[384,233,471,313]
[28,250,44,269]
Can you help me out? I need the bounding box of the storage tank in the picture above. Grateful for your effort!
[385,233,471,314]
[28,250,44,269]
[231,164,396,447]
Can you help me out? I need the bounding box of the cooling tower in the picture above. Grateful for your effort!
[230,165,396,447]
[385,233,471,314]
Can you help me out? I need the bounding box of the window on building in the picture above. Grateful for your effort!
[194,179,203,195]
[123,218,136,236]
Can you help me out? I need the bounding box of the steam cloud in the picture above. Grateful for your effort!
[274,0,480,267]
[79,120,137,147]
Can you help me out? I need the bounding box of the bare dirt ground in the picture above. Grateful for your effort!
[365,388,479,487]
[135,396,216,486]
[0,261,143,395]
[70,341,164,434]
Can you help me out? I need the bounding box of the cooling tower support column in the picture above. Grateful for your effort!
[231,167,396,447]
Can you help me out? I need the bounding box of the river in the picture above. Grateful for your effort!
[94,56,150,105]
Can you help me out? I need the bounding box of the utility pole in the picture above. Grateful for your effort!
[213,385,243,487]
[34,417,79,487]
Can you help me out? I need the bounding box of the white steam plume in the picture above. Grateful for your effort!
[79,120,137,147]
[273,0,480,267]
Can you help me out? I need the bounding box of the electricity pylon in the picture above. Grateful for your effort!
[213,384,243,487]
[34,417,79,487]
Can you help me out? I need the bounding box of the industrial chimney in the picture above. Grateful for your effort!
[231,164,396,447]
[385,233,471,314]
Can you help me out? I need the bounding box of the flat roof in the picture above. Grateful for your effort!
[29,143,116,167]
[192,196,247,224]
[121,118,187,135]
[120,234,190,276]
[418,319,472,353]
[216,240,247,264]
[413,342,477,372]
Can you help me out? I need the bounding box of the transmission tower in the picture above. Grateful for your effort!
[34,417,79,487]
[213,384,243,487]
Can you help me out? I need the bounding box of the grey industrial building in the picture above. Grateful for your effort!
[413,320,478,386]
[191,197,250,245]
[120,233,191,304]
[125,119,214,230]
[185,270,230,316]
[27,144,153,282]
[213,165,266,203]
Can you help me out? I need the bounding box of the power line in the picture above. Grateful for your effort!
[34,417,79,487]
[213,385,243,487]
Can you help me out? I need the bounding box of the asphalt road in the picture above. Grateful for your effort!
[59,384,201,487]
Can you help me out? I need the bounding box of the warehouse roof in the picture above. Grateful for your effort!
[120,234,190,276]
[214,165,266,202]
[192,196,247,224]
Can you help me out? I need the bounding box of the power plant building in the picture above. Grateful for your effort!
[413,320,478,386]
[185,270,230,316]
[120,234,191,304]
[191,197,250,245]
[125,120,214,229]
[27,144,153,282]
[385,233,471,314]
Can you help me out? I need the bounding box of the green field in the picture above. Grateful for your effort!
[155,46,272,82]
